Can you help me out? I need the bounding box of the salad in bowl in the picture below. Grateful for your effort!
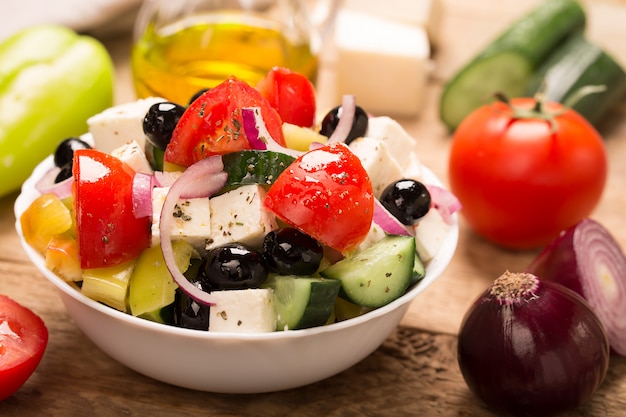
[15,67,459,392]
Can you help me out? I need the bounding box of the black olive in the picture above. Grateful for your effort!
[380,179,431,225]
[263,228,324,276]
[143,101,186,151]
[53,137,92,168]
[201,244,268,290]
[319,105,368,144]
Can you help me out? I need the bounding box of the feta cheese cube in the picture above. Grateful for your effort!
[207,184,278,250]
[333,10,430,117]
[88,97,166,154]
[110,140,153,174]
[365,116,421,172]
[151,187,212,253]
[209,289,276,333]
[357,222,387,252]
[349,136,404,198]
[414,208,451,263]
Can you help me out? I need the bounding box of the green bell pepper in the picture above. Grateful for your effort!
[0,25,115,197]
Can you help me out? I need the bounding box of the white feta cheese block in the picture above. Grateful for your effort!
[414,208,451,263]
[209,288,276,333]
[110,140,153,175]
[357,222,387,252]
[349,136,404,198]
[88,97,167,154]
[342,0,443,46]
[333,10,430,117]
[151,187,212,253]
[207,184,278,250]
[366,116,421,172]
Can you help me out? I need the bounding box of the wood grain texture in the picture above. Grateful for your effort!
[2,0,626,415]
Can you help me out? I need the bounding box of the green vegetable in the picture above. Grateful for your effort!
[320,235,416,308]
[263,274,341,330]
[220,150,296,191]
[439,0,586,131]
[526,34,626,128]
[0,25,114,197]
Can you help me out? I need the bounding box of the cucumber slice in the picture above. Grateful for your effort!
[320,235,415,308]
[221,150,295,191]
[128,240,194,319]
[263,274,340,331]
[411,252,426,286]
[439,0,586,131]
[526,34,626,128]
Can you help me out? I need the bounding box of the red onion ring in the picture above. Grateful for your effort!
[425,184,462,225]
[327,95,356,144]
[35,166,73,200]
[159,156,228,306]
[241,107,302,158]
[373,200,413,236]
[132,172,154,219]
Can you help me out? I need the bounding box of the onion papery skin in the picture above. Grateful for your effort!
[457,271,610,417]
[527,218,626,356]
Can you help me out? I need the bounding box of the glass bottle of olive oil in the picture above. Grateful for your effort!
[131,13,318,105]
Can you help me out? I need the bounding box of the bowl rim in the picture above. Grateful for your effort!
[14,147,458,341]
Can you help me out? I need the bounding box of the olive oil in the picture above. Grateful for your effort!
[131,13,318,105]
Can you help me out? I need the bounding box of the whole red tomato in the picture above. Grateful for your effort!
[264,142,374,254]
[448,96,607,250]
[0,295,48,401]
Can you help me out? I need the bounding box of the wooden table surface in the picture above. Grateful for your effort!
[2,0,626,415]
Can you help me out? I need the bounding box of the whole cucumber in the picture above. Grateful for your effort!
[439,0,586,132]
[0,25,114,197]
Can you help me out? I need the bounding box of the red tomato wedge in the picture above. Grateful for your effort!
[73,149,151,269]
[256,66,316,128]
[164,77,286,167]
[0,295,48,401]
[264,142,374,254]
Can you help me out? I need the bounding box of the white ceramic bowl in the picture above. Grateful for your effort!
[14,153,458,394]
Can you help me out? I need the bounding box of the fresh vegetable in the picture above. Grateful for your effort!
[20,193,73,254]
[319,103,369,145]
[527,218,626,356]
[458,271,610,417]
[164,77,286,167]
[448,93,607,249]
[263,274,341,330]
[0,295,48,401]
[73,149,151,269]
[263,142,375,254]
[0,25,114,197]
[525,34,626,128]
[439,0,586,131]
[256,66,316,128]
[320,235,415,308]
[220,150,295,190]
[81,260,135,312]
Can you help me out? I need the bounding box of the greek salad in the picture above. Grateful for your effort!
[19,67,460,333]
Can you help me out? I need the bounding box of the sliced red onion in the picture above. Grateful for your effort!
[425,184,461,225]
[527,218,626,356]
[35,166,73,200]
[327,95,356,144]
[373,199,413,236]
[159,156,228,306]
[458,271,609,417]
[153,170,180,188]
[132,172,154,219]
[241,106,302,158]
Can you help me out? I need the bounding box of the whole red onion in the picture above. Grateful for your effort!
[457,271,609,417]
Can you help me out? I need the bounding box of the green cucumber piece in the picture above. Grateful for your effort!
[320,235,415,308]
[263,274,340,330]
[411,252,426,286]
[221,150,295,191]
[128,240,194,320]
[439,0,586,131]
[526,34,626,127]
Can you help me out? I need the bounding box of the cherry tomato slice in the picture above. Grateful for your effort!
[165,77,286,167]
[256,67,316,128]
[0,295,48,401]
[73,149,151,269]
[264,142,374,254]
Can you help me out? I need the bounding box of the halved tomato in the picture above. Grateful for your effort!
[0,295,48,401]
[73,149,151,269]
[264,142,374,254]
[164,77,286,167]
